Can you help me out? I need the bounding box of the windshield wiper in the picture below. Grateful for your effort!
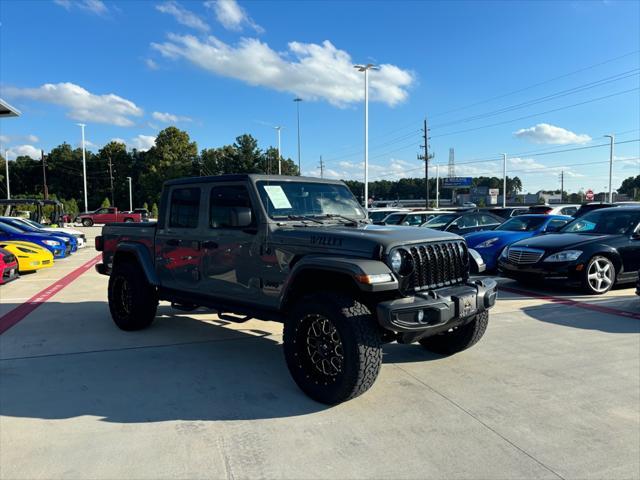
[280,214,326,224]
[321,214,366,225]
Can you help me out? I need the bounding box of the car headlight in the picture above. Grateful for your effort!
[543,250,582,262]
[500,246,509,259]
[42,240,61,246]
[389,249,403,272]
[476,237,499,249]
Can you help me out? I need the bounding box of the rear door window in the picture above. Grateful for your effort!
[169,187,201,228]
[209,185,255,228]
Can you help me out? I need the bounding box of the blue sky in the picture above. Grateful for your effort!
[0,0,639,194]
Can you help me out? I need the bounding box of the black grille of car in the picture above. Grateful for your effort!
[406,241,469,291]
[3,253,15,264]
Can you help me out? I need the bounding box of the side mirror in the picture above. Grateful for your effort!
[230,207,252,228]
[632,230,640,239]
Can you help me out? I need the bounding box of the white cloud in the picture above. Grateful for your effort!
[205,0,263,33]
[5,82,143,127]
[152,111,192,123]
[54,0,108,15]
[0,134,39,144]
[156,1,209,32]
[26,134,39,143]
[0,135,8,144]
[145,58,159,70]
[514,123,591,145]
[508,157,584,178]
[7,145,41,160]
[152,35,414,107]
[130,135,156,151]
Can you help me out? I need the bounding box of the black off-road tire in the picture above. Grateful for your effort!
[82,218,94,227]
[108,261,158,331]
[283,293,382,405]
[419,311,489,356]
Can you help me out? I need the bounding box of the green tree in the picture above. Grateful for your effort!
[151,202,159,219]
[101,197,111,208]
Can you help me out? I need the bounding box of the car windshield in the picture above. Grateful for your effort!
[496,216,547,232]
[0,222,27,234]
[257,181,366,220]
[424,214,458,228]
[369,211,395,222]
[23,218,46,228]
[561,210,640,234]
[4,219,37,232]
[382,213,405,224]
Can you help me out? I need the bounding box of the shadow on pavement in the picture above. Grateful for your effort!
[0,301,440,423]
[521,301,640,334]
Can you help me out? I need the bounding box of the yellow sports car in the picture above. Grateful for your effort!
[0,240,54,272]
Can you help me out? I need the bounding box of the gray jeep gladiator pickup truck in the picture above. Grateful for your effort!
[95,174,497,404]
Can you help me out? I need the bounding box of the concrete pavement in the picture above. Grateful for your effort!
[1,227,638,479]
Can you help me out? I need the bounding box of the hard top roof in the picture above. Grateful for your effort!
[164,174,345,187]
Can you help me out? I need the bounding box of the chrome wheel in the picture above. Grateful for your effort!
[587,258,613,293]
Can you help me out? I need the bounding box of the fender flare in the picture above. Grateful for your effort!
[279,255,398,307]
[113,242,160,285]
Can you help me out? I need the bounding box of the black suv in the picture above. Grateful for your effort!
[96,175,497,404]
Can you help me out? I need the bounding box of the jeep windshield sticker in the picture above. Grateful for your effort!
[264,185,292,209]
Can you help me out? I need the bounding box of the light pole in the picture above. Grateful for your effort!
[604,134,615,202]
[78,123,88,212]
[127,177,133,211]
[354,63,378,209]
[502,153,507,208]
[294,98,302,175]
[4,149,10,199]
[274,126,282,175]
[435,164,439,209]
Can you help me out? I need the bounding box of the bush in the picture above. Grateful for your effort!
[151,202,159,219]
[101,197,111,208]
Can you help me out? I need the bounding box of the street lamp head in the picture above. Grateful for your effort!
[354,64,379,72]
[293,97,303,102]
[76,123,86,128]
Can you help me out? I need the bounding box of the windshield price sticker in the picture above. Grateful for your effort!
[264,185,293,209]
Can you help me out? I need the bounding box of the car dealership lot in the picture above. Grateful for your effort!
[1,228,638,480]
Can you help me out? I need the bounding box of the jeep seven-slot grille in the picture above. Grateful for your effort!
[407,241,469,291]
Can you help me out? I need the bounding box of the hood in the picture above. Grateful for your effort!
[464,230,533,247]
[271,223,462,255]
[511,232,611,250]
[44,227,82,236]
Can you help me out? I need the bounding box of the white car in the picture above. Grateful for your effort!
[9,217,87,248]
[528,204,580,216]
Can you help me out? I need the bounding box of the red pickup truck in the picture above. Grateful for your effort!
[78,207,142,226]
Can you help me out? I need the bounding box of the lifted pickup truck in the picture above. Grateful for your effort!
[96,175,497,404]
[78,207,142,226]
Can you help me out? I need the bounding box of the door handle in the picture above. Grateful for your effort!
[201,240,218,249]
[166,238,181,246]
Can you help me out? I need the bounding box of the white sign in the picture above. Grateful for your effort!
[263,185,292,209]
[489,189,499,196]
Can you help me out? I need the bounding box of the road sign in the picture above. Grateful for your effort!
[442,177,472,188]
[585,189,594,201]
[488,188,499,196]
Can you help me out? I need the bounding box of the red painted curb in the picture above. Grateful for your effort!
[500,285,640,320]
[0,253,102,335]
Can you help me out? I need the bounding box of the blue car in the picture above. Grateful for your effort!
[464,214,573,271]
[0,222,69,258]
[0,217,77,253]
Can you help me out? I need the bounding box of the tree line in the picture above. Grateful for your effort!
[1,125,637,216]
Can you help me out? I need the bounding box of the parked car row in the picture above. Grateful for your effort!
[0,216,87,285]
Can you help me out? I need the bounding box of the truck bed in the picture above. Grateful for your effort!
[99,222,157,274]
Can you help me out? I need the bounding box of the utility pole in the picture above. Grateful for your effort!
[417,118,430,209]
[274,126,282,175]
[502,153,507,208]
[294,97,302,175]
[78,123,88,212]
[604,134,615,202]
[559,170,564,201]
[108,155,115,207]
[319,155,324,178]
[4,149,10,199]
[126,177,133,212]
[41,150,49,200]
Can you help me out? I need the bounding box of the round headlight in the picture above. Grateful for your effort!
[390,249,403,272]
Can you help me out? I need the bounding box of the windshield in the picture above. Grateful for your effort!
[496,216,547,232]
[0,222,28,234]
[23,218,45,228]
[4,219,37,232]
[257,181,366,220]
[424,214,458,228]
[382,213,405,224]
[369,211,395,222]
[561,209,640,234]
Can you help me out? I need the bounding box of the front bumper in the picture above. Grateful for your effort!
[376,279,497,335]
[497,258,581,281]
